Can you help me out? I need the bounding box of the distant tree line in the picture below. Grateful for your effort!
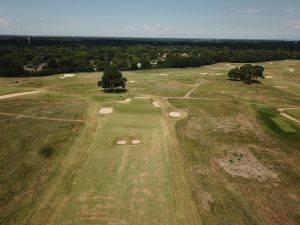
[0,37,300,77]
[228,64,265,84]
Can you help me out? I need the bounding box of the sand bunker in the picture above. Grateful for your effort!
[152,101,160,108]
[218,150,279,182]
[214,73,223,76]
[61,74,75,79]
[131,140,141,145]
[159,73,168,76]
[99,107,114,114]
[117,140,127,145]
[169,112,182,118]
[268,62,273,65]
[199,73,207,75]
[289,68,295,72]
[265,76,274,79]
[129,81,136,84]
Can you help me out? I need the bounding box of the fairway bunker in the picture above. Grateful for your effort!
[61,74,75,79]
[289,68,295,72]
[199,73,207,75]
[131,140,141,145]
[265,76,274,79]
[169,112,182,118]
[99,107,114,114]
[159,73,169,76]
[152,101,160,108]
[129,81,136,84]
[218,150,279,182]
[116,140,127,145]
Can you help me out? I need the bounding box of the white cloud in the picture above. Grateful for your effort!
[40,16,45,21]
[0,18,10,28]
[286,21,300,29]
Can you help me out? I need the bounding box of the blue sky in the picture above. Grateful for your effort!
[0,0,300,39]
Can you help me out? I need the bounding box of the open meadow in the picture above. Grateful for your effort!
[0,60,299,225]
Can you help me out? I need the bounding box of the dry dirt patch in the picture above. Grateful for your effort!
[218,150,279,182]
[169,112,182,118]
[99,107,114,114]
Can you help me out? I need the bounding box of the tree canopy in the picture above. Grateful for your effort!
[228,64,265,84]
[98,65,127,92]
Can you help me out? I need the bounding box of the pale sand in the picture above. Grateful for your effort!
[289,68,295,72]
[134,97,150,99]
[99,107,114,114]
[0,91,41,100]
[152,101,160,108]
[169,112,182,118]
[129,81,136,84]
[61,74,75,79]
[275,86,287,89]
[117,140,127,145]
[159,73,168,76]
[265,76,274,79]
[131,140,141,145]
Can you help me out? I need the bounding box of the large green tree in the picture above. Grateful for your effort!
[98,65,127,91]
[228,64,264,84]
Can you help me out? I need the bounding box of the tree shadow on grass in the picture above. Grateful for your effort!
[101,88,128,93]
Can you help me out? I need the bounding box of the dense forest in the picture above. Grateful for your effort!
[1,36,300,77]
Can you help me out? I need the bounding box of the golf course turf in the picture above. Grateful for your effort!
[0,60,299,225]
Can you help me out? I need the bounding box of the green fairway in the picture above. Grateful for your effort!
[285,108,300,121]
[271,118,297,133]
[0,60,299,225]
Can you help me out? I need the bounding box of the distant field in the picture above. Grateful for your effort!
[0,60,299,225]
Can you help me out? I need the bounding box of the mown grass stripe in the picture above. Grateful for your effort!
[271,117,297,133]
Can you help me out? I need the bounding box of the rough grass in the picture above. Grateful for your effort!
[285,109,300,121]
[271,118,297,133]
[0,60,299,225]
